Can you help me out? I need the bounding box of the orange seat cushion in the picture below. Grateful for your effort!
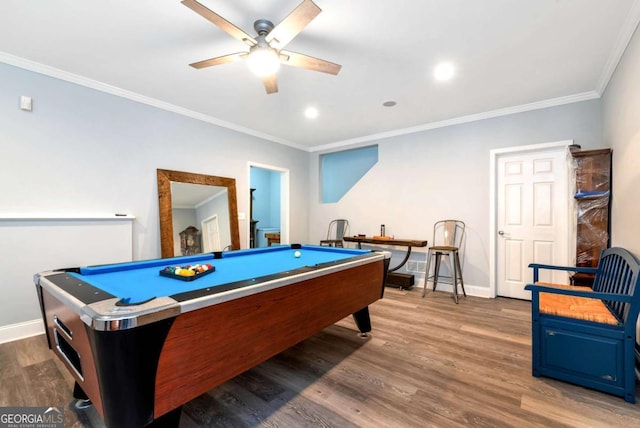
[536,283,620,326]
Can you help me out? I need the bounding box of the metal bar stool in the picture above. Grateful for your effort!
[319,219,349,247]
[422,220,466,303]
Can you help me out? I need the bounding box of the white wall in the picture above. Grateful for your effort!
[603,25,640,255]
[0,62,310,328]
[309,100,604,293]
[0,218,134,338]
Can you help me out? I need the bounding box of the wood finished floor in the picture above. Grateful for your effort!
[2,288,640,427]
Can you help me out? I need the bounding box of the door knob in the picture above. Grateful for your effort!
[498,230,505,235]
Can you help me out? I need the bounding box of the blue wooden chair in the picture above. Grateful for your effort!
[525,247,640,403]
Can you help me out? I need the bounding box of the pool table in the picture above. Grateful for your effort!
[35,244,389,427]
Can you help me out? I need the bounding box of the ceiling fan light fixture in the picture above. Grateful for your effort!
[183,0,340,94]
[246,47,281,77]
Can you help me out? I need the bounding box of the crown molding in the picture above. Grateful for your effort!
[309,91,600,152]
[0,52,305,151]
[596,0,640,95]
[0,37,624,155]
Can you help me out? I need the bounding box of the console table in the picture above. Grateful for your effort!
[343,236,428,289]
[265,232,281,246]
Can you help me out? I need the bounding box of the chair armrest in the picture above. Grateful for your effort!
[528,263,598,273]
[528,263,598,283]
[525,283,632,303]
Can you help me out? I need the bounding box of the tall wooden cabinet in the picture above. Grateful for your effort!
[571,148,612,286]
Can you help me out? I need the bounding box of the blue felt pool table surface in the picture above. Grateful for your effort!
[70,245,372,303]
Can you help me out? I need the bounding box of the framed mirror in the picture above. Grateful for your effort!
[157,169,240,258]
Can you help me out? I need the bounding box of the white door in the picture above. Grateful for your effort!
[496,148,570,299]
[202,215,221,252]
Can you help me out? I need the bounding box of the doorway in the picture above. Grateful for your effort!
[490,141,573,299]
[201,215,221,252]
[249,164,290,248]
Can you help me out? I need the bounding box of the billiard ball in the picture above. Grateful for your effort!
[294,251,301,258]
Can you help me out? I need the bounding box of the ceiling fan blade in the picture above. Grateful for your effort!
[262,74,278,94]
[266,0,321,49]
[182,0,256,46]
[280,50,341,75]
[189,52,245,69]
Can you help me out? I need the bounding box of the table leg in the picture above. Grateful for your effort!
[72,382,92,409]
[352,241,417,289]
[147,406,182,428]
[388,246,413,272]
[352,307,372,337]
[387,246,415,290]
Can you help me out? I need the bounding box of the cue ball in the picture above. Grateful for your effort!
[294,251,301,258]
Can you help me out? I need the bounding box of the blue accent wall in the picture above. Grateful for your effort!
[321,146,378,203]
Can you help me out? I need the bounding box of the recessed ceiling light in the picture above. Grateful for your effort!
[304,106,319,119]
[383,101,397,107]
[434,62,455,81]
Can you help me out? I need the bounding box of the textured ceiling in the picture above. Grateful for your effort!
[1,0,639,151]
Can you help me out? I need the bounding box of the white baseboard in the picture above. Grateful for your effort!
[412,278,494,298]
[0,319,45,344]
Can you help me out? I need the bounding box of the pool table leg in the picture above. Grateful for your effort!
[72,382,92,410]
[352,307,372,337]
[146,406,182,428]
[71,380,182,427]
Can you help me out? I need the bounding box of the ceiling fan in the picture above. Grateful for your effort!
[182,0,342,94]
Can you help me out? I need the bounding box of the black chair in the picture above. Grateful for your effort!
[320,219,349,247]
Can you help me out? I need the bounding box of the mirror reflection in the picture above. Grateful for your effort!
[171,182,231,255]
[157,169,240,258]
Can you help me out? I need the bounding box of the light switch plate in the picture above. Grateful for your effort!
[20,96,32,111]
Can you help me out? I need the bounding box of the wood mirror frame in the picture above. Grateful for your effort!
[157,168,240,258]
